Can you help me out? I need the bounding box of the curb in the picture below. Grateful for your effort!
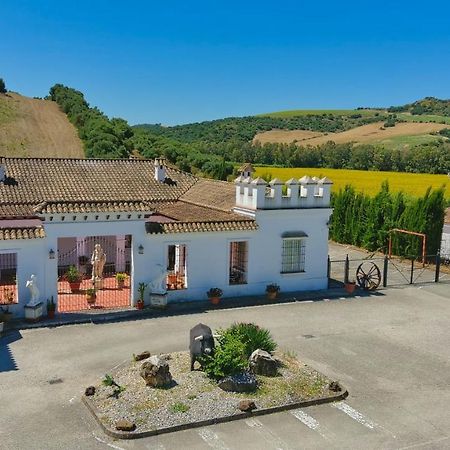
[83,388,348,440]
[8,287,381,332]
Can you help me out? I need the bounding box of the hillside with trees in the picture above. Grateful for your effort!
[388,97,450,116]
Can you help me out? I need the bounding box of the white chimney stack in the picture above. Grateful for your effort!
[154,157,166,183]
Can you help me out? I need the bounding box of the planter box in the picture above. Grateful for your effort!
[24,302,44,322]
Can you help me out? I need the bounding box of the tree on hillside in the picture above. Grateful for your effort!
[0,78,6,93]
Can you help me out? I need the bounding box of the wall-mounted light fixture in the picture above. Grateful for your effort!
[49,249,55,259]
[138,245,144,255]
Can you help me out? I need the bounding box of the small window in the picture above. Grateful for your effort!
[229,241,248,285]
[281,238,306,273]
[167,244,187,290]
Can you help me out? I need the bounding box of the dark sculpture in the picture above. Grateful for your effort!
[189,323,215,371]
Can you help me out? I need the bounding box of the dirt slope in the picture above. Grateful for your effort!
[254,122,448,146]
[0,93,84,158]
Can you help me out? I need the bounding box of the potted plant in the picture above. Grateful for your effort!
[116,272,127,289]
[266,283,280,300]
[65,265,82,292]
[345,280,357,294]
[137,282,147,309]
[207,287,223,305]
[46,297,56,319]
[86,288,96,305]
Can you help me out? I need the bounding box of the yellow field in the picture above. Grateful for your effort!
[253,166,449,199]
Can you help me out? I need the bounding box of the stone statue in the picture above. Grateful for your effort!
[26,274,40,306]
[91,244,106,287]
[150,264,167,294]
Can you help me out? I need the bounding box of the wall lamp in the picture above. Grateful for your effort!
[138,245,144,255]
[49,249,55,259]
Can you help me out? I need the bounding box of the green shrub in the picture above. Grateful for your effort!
[170,402,190,413]
[218,322,277,359]
[200,334,248,380]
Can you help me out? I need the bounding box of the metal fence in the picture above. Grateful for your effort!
[328,252,449,289]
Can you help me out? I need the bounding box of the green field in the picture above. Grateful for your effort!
[397,113,450,125]
[371,133,447,150]
[253,166,449,199]
[259,109,383,118]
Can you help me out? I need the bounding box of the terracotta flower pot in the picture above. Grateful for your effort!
[267,291,277,300]
[69,281,81,293]
[47,310,55,319]
[345,282,356,294]
[137,300,144,310]
[117,280,125,290]
[87,295,96,305]
[209,297,221,305]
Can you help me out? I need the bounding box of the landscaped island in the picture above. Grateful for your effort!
[83,323,347,438]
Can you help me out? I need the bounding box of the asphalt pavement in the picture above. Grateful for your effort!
[1,278,450,449]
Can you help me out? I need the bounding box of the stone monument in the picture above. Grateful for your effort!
[150,263,168,308]
[91,244,106,290]
[25,274,43,322]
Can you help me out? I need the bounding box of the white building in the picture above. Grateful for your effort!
[0,157,332,317]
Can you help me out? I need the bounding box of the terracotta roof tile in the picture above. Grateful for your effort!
[0,157,197,211]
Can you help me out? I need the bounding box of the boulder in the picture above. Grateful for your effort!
[249,349,278,376]
[218,372,257,393]
[329,381,342,392]
[238,400,257,412]
[134,351,151,361]
[115,419,136,432]
[84,386,96,396]
[140,355,173,388]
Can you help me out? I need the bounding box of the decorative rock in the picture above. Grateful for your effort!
[85,386,96,396]
[140,355,173,388]
[249,349,278,376]
[134,351,151,361]
[115,419,136,432]
[218,372,257,393]
[329,381,342,392]
[239,400,257,412]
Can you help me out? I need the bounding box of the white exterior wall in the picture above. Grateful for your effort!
[0,206,332,316]
[0,238,47,317]
[146,207,332,303]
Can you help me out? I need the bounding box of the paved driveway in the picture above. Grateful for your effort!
[1,282,450,449]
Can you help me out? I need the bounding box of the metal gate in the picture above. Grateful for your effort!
[57,235,132,312]
[328,252,448,289]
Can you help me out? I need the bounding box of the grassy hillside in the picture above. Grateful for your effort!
[254,121,449,148]
[0,92,84,158]
[259,109,383,118]
[253,166,449,200]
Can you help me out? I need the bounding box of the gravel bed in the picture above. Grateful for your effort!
[90,351,335,432]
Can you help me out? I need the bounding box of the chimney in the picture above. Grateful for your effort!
[154,157,166,183]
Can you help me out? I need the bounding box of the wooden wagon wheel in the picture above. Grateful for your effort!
[356,262,381,291]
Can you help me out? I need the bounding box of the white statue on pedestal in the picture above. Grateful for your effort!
[26,274,40,306]
[91,244,106,288]
[150,264,167,294]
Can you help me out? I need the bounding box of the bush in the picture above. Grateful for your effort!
[219,322,277,359]
[0,78,6,94]
[200,333,248,380]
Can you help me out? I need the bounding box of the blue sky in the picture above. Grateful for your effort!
[1,1,449,125]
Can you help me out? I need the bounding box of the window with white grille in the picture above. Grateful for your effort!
[167,244,187,290]
[281,238,306,273]
[229,241,248,284]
